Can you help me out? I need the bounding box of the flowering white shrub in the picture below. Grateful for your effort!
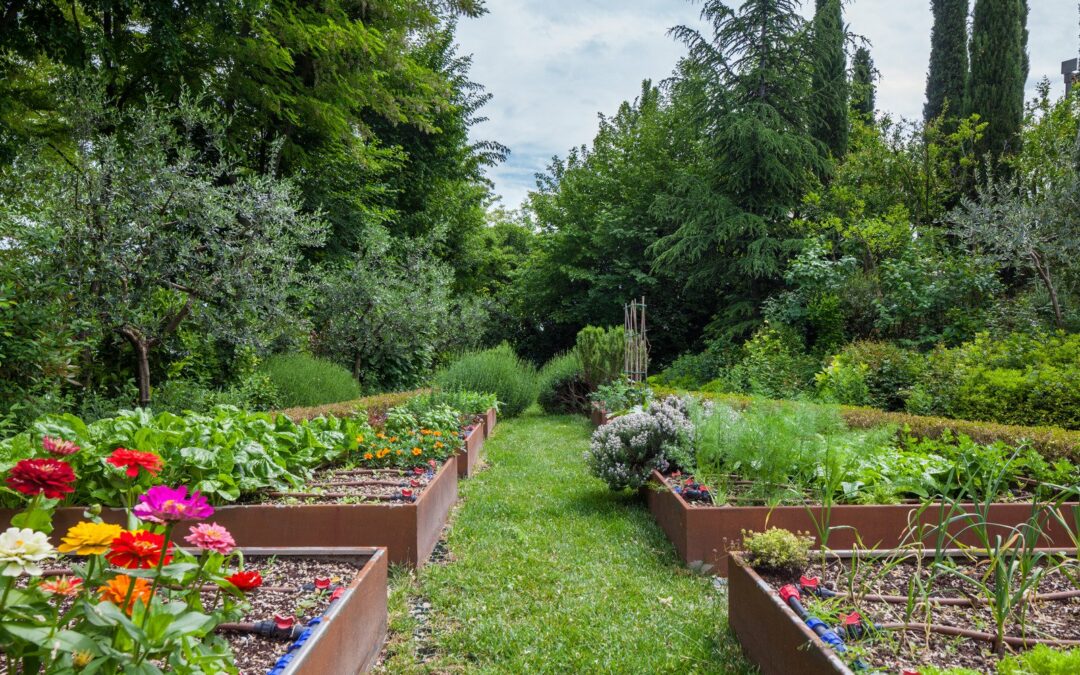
[585,396,696,490]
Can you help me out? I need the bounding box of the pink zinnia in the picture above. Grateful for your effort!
[133,485,214,523]
[184,522,236,554]
[42,436,80,457]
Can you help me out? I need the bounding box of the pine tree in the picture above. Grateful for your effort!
[967,0,1028,160]
[851,47,876,119]
[810,0,849,158]
[924,0,969,123]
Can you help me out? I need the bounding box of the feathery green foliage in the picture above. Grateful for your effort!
[575,326,626,390]
[537,352,589,415]
[925,0,969,123]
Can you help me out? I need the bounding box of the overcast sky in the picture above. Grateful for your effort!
[456,0,1078,208]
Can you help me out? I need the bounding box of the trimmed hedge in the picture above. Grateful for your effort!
[276,389,426,422]
[652,386,1080,463]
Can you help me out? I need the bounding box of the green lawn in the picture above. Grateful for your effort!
[378,411,755,674]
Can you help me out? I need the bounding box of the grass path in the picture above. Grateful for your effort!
[378,412,754,674]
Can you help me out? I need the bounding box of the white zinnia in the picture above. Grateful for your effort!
[0,527,57,576]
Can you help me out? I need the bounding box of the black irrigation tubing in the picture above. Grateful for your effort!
[876,623,1080,648]
[216,621,305,641]
[311,479,412,488]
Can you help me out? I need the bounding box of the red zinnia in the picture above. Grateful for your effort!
[226,569,263,592]
[6,459,76,499]
[107,449,163,479]
[105,530,173,569]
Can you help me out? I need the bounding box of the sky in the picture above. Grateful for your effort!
[456,0,1079,209]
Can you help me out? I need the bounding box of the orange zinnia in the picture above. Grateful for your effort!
[99,575,153,615]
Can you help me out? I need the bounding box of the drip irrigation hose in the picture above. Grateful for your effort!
[779,585,869,671]
[267,491,415,502]
[216,621,306,641]
[874,623,1080,648]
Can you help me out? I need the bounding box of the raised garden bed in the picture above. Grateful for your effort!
[482,407,497,439]
[729,550,1080,674]
[455,419,485,478]
[0,457,458,567]
[222,547,388,675]
[646,470,1079,576]
[590,403,611,427]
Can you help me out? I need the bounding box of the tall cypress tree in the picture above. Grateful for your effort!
[851,47,876,119]
[924,0,969,123]
[967,0,1028,160]
[810,0,849,158]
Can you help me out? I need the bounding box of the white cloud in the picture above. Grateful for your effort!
[459,0,1079,208]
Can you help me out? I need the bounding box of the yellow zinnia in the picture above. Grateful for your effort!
[58,522,123,555]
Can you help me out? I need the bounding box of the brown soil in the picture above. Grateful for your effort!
[257,465,437,505]
[758,556,1080,673]
[224,555,367,675]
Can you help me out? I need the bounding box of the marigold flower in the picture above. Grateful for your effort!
[389,436,398,443]
[412,447,423,456]
[355,434,364,443]
[376,448,390,459]
[396,449,404,455]
[106,530,173,569]
[133,485,213,523]
[434,442,444,449]
[6,458,76,499]
[107,448,163,479]
[42,436,80,457]
[226,569,263,591]
[0,527,56,576]
[433,431,442,437]
[184,522,236,554]
[376,433,386,440]
[58,522,124,556]
[98,575,152,615]
[363,452,374,460]
[40,575,83,596]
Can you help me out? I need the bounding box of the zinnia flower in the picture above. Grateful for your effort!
[133,485,213,523]
[106,448,163,479]
[412,447,422,456]
[58,522,124,556]
[184,522,235,554]
[105,530,173,569]
[98,575,152,615]
[6,459,76,499]
[40,575,83,596]
[42,436,80,457]
[226,569,263,591]
[0,527,57,576]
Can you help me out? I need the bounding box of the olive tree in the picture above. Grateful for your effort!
[2,94,325,407]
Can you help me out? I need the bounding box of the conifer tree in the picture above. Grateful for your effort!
[810,0,849,158]
[924,0,969,123]
[967,0,1028,160]
[851,47,876,119]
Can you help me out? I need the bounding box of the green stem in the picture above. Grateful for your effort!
[0,577,13,611]
[140,523,174,628]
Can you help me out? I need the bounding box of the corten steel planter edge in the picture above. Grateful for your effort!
[728,553,853,675]
[646,470,1080,577]
[455,424,484,478]
[264,546,389,675]
[482,407,497,439]
[0,457,459,568]
[589,404,610,427]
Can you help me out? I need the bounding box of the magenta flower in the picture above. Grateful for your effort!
[184,522,236,554]
[133,485,214,523]
[42,436,80,457]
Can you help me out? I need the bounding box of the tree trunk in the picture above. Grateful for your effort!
[1030,250,1064,329]
[120,327,152,408]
